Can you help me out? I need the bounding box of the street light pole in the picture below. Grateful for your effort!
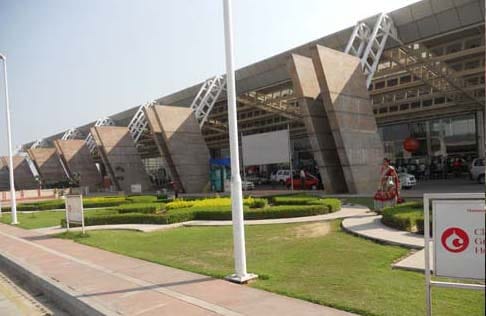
[0,53,18,225]
[222,0,256,283]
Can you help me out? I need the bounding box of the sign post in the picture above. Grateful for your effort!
[423,193,485,316]
[65,195,85,234]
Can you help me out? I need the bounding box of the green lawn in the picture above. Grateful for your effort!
[0,209,116,229]
[61,221,484,316]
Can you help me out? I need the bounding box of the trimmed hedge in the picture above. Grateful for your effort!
[2,196,152,213]
[271,195,341,211]
[165,197,267,210]
[126,195,158,203]
[70,200,341,227]
[115,202,165,214]
[382,202,425,233]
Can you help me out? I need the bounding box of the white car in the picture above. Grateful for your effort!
[270,170,292,184]
[399,172,416,189]
[241,180,255,190]
[470,158,485,184]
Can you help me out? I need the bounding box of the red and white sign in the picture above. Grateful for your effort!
[433,200,485,280]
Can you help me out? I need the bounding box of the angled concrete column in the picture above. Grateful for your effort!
[27,148,68,185]
[0,161,10,191]
[54,140,101,191]
[145,105,210,193]
[0,156,38,190]
[310,45,384,193]
[90,126,152,193]
[288,53,348,193]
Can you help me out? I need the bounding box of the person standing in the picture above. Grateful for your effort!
[299,168,306,190]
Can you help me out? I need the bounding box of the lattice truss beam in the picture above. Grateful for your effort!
[85,117,115,155]
[345,13,398,88]
[62,128,84,140]
[382,43,483,107]
[30,138,49,149]
[128,101,155,143]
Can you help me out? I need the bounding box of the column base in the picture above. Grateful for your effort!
[225,273,258,284]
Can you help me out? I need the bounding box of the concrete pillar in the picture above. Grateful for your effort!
[89,126,152,193]
[27,148,68,185]
[477,110,485,158]
[145,105,210,193]
[54,139,101,191]
[0,156,38,190]
[309,45,384,194]
[288,53,348,193]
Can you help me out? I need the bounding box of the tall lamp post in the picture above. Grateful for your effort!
[222,0,256,283]
[0,53,18,225]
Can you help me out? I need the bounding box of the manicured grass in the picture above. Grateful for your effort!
[0,209,117,229]
[61,221,484,316]
[339,197,375,209]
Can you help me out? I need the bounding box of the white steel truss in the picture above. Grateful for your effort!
[61,128,83,140]
[85,117,115,154]
[30,138,48,149]
[190,75,226,127]
[345,13,399,88]
[128,101,155,144]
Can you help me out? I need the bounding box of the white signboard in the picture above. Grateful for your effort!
[130,184,142,193]
[433,200,485,280]
[242,130,290,166]
[65,195,85,233]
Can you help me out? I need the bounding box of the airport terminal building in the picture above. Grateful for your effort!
[2,0,484,194]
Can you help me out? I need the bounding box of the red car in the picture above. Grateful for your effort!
[285,173,319,190]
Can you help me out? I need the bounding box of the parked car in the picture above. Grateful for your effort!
[241,180,255,190]
[271,169,292,184]
[399,172,416,189]
[469,158,485,184]
[245,175,268,185]
[285,173,319,190]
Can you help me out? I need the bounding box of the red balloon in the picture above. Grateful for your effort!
[403,137,420,153]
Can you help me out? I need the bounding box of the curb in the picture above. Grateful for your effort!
[0,251,115,316]
[340,219,424,250]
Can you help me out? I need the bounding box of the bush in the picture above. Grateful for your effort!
[126,195,158,203]
[115,203,164,214]
[382,202,425,233]
[61,214,170,227]
[165,197,268,210]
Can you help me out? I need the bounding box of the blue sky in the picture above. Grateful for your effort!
[0,0,419,155]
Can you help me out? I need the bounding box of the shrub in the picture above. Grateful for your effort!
[382,202,424,233]
[61,214,169,227]
[126,195,158,203]
[115,203,164,214]
[165,197,267,210]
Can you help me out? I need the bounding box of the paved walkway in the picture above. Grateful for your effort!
[33,206,368,236]
[0,223,354,316]
[342,214,432,272]
[342,215,424,249]
[184,206,367,226]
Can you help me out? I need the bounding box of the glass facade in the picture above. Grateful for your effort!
[379,114,479,177]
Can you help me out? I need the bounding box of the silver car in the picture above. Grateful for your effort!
[469,158,485,184]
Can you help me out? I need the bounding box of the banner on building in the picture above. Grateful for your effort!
[242,130,290,166]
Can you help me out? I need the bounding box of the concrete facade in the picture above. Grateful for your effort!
[310,45,384,193]
[0,157,38,190]
[90,126,152,193]
[145,105,210,193]
[288,53,348,193]
[27,148,68,185]
[54,140,101,191]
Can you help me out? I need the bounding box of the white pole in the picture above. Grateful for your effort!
[423,195,432,316]
[222,0,255,283]
[0,53,18,225]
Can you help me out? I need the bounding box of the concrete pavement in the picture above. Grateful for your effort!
[0,222,355,316]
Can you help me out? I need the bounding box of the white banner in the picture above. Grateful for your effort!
[65,195,84,224]
[433,199,485,280]
[242,130,290,166]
